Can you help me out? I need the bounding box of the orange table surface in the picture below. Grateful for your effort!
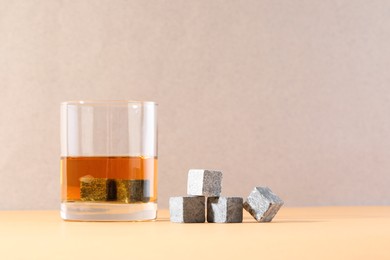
[0,207,389,260]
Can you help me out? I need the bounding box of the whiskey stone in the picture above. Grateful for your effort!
[187,169,222,197]
[116,180,150,203]
[169,196,205,223]
[80,176,108,201]
[207,197,243,223]
[129,180,150,202]
[244,187,284,222]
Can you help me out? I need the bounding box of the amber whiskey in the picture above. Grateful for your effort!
[61,156,157,203]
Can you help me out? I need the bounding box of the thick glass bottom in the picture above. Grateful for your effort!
[61,202,157,221]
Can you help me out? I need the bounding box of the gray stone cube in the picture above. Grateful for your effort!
[244,187,284,222]
[169,196,205,223]
[116,179,150,203]
[207,197,243,223]
[80,176,109,201]
[187,169,222,196]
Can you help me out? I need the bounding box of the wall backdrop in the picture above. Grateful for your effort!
[1,0,390,209]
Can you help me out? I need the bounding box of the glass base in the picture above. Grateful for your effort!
[61,202,157,221]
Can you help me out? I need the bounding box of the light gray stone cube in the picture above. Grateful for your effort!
[187,169,222,197]
[169,196,205,223]
[244,187,284,222]
[207,197,243,223]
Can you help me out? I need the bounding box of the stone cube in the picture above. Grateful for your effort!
[207,197,243,223]
[187,169,222,197]
[80,176,109,201]
[116,179,150,203]
[169,196,205,223]
[244,187,284,222]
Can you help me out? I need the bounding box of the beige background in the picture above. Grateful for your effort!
[1,1,390,210]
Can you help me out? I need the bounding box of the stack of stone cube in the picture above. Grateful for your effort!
[169,169,284,223]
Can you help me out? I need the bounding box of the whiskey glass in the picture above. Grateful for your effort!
[60,101,157,221]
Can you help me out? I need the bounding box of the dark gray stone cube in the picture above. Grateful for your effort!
[207,197,243,223]
[116,180,150,203]
[244,187,284,222]
[169,196,205,223]
[187,169,222,197]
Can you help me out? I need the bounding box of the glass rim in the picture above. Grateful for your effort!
[61,100,158,106]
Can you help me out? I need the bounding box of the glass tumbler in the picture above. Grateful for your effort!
[60,101,157,221]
